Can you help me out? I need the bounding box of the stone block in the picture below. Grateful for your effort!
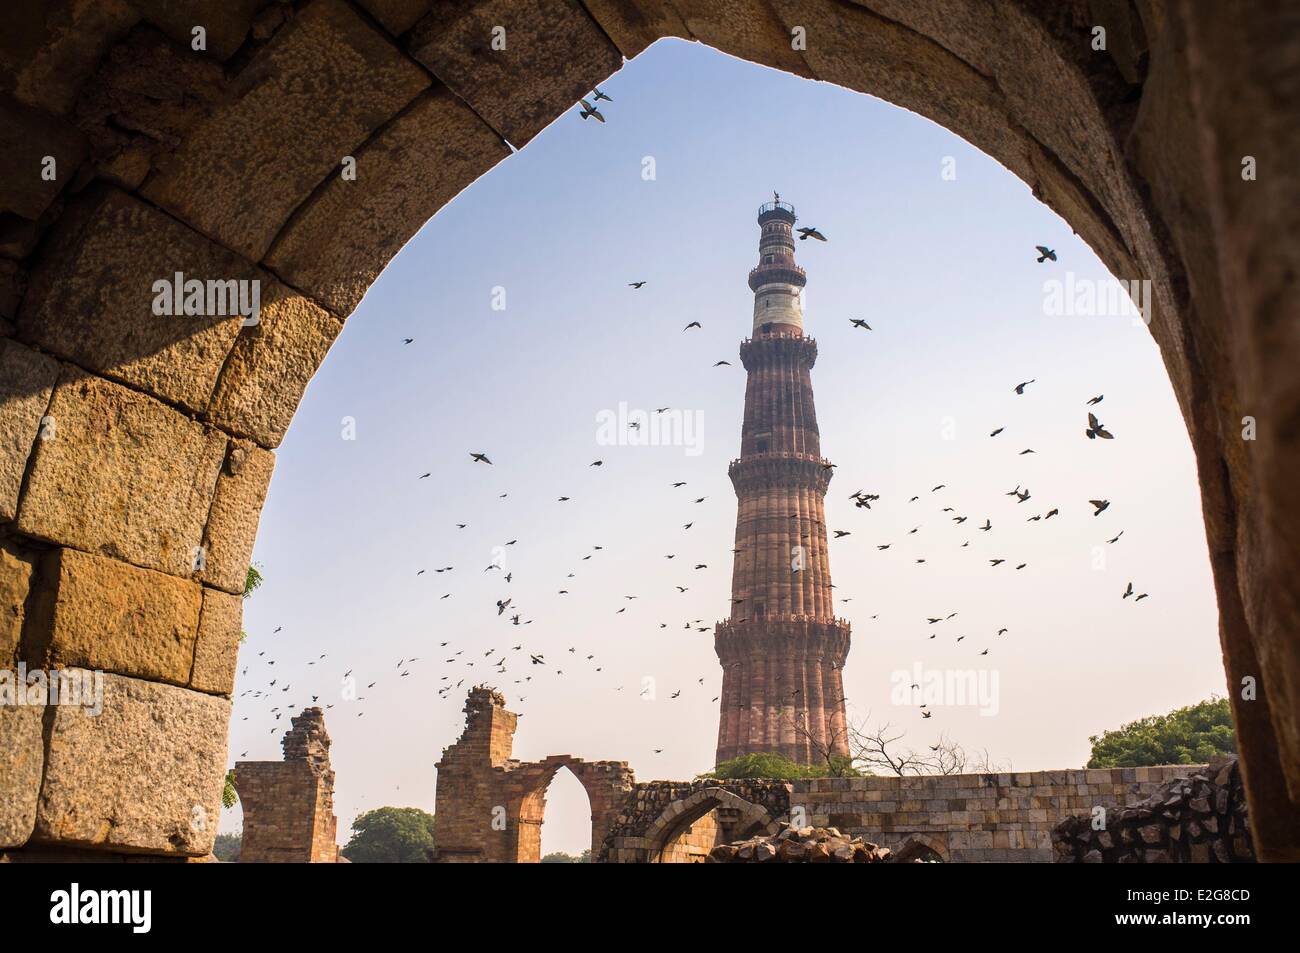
[128,0,261,61]
[34,672,229,855]
[0,704,44,848]
[190,587,242,696]
[25,548,202,686]
[201,439,275,594]
[670,0,812,78]
[266,85,508,316]
[409,0,622,147]
[0,0,140,115]
[17,187,251,412]
[15,369,226,577]
[355,0,432,36]
[205,282,341,448]
[582,0,688,59]
[141,0,429,262]
[0,339,59,521]
[0,96,87,221]
[0,536,36,666]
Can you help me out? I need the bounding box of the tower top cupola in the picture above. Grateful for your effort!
[749,192,807,334]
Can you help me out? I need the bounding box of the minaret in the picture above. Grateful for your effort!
[714,196,851,766]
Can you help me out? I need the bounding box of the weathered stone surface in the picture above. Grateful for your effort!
[140,0,429,262]
[409,0,622,147]
[128,0,261,62]
[666,0,814,78]
[0,0,139,115]
[15,370,226,578]
[0,339,59,521]
[190,587,241,696]
[355,0,431,37]
[17,187,251,412]
[34,672,229,855]
[201,439,275,594]
[0,97,87,222]
[266,85,508,316]
[582,0,689,59]
[0,705,44,848]
[205,283,341,448]
[0,536,37,666]
[24,548,202,686]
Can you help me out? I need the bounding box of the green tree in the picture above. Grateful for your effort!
[341,807,435,863]
[701,751,853,781]
[213,832,241,862]
[242,564,263,599]
[1087,697,1236,768]
[222,769,238,809]
[541,850,590,863]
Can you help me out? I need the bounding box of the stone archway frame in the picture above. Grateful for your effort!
[512,755,634,863]
[892,833,950,863]
[643,786,781,862]
[0,1,1296,862]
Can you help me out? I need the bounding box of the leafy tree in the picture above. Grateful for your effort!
[213,832,241,863]
[1088,697,1236,768]
[222,769,238,809]
[341,807,435,863]
[541,850,591,863]
[702,752,846,780]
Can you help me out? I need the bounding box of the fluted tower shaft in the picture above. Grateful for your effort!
[715,199,851,766]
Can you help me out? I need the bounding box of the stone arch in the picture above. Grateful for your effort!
[0,1,1296,861]
[892,834,949,864]
[511,755,633,863]
[643,787,780,863]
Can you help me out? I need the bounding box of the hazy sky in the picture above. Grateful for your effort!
[222,39,1224,857]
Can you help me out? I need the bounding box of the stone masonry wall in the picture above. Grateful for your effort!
[792,766,1201,862]
[234,707,339,863]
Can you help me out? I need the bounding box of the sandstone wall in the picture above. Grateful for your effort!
[792,766,1200,862]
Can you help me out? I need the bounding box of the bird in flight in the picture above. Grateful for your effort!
[1090,499,1111,516]
[849,318,872,330]
[989,427,1004,437]
[797,226,827,241]
[1087,394,1104,405]
[1035,245,1057,262]
[1123,582,1134,599]
[683,321,701,331]
[592,87,613,102]
[628,281,646,289]
[713,360,732,367]
[470,452,492,464]
[1086,412,1114,439]
[578,98,604,122]
[1107,530,1124,544]
[402,338,414,345]
[1014,379,1036,394]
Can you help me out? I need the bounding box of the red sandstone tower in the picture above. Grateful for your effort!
[714,196,851,766]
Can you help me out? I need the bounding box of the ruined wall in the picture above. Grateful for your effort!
[1053,758,1254,863]
[234,707,339,863]
[792,766,1200,862]
[431,687,634,863]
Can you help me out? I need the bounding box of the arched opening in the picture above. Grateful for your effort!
[645,789,779,863]
[0,1,1294,863]
[535,766,595,863]
[893,835,948,864]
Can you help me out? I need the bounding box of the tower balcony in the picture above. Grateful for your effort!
[757,200,797,224]
[748,262,806,291]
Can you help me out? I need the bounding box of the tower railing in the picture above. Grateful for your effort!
[757,200,797,219]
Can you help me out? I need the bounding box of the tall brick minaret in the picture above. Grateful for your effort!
[714,196,851,766]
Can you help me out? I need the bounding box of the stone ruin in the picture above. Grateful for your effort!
[1051,758,1254,863]
[707,824,897,863]
[234,707,340,863]
[431,688,1254,863]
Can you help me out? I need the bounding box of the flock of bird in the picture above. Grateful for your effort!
[228,113,1152,771]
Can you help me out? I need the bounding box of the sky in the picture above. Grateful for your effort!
[221,39,1225,857]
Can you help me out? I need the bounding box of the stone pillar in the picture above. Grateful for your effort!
[234,707,340,863]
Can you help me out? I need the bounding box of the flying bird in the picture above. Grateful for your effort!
[1090,499,1111,516]
[628,281,646,289]
[1035,245,1057,262]
[1087,394,1104,405]
[578,98,604,122]
[683,321,701,331]
[470,452,492,464]
[797,226,827,241]
[1014,379,1036,394]
[849,318,872,330]
[1086,412,1114,439]
[592,87,613,102]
